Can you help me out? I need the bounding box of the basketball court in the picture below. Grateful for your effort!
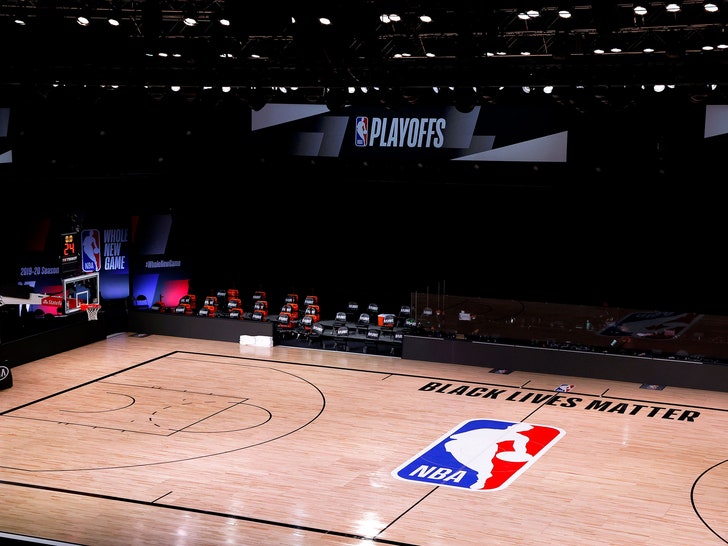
[0,333,727,545]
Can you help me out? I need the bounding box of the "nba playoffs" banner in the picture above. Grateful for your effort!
[251,103,568,163]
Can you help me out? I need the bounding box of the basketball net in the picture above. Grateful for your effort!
[81,303,101,321]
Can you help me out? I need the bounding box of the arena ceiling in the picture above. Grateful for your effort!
[1,1,728,107]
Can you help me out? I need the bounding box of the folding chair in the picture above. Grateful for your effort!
[277,312,295,338]
[227,297,243,315]
[133,294,150,310]
[333,325,350,351]
[297,315,315,341]
[396,305,412,327]
[215,288,229,308]
[228,306,244,320]
[304,304,321,323]
[346,301,359,321]
[175,294,196,315]
[420,306,434,328]
[333,311,348,328]
[253,300,269,320]
[252,291,266,306]
[364,328,381,354]
[309,322,325,348]
[280,302,299,321]
[356,312,371,335]
[198,295,218,317]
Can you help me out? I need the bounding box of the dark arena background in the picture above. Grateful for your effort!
[1,1,728,342]
[1,94,726,321]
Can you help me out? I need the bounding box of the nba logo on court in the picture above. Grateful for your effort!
[81,228,101,273]
[392,419,565,491]
[355,116,368,147]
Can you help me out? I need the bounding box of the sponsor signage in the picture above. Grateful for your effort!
[40,296,64,307]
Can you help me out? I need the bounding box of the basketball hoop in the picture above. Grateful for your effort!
[81,303,101,321]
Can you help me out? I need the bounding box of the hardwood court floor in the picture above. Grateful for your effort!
[1,333,727,546]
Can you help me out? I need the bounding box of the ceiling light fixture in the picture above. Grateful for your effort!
[380,13,400,23]
[182,7,198,27]
[212,4,230,26]
[107,4,122,27]
[666,3,682,13]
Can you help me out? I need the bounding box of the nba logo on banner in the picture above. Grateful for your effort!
[355,116,368,147]
[392,419,565,491]
[81,228,101,273]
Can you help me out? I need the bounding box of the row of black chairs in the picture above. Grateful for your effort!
[329,324,404,354]
[334,304,414,332]
[277,301,420,357]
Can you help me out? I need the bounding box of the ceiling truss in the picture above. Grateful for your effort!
[0,1,727,105]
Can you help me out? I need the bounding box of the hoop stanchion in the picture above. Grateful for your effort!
[81,303,101,321]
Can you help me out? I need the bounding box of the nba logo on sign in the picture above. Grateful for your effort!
[81,228,101,273]
[355,116,368,147]
[392,419,564,491]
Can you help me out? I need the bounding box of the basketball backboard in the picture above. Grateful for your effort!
[63,272,100,315]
